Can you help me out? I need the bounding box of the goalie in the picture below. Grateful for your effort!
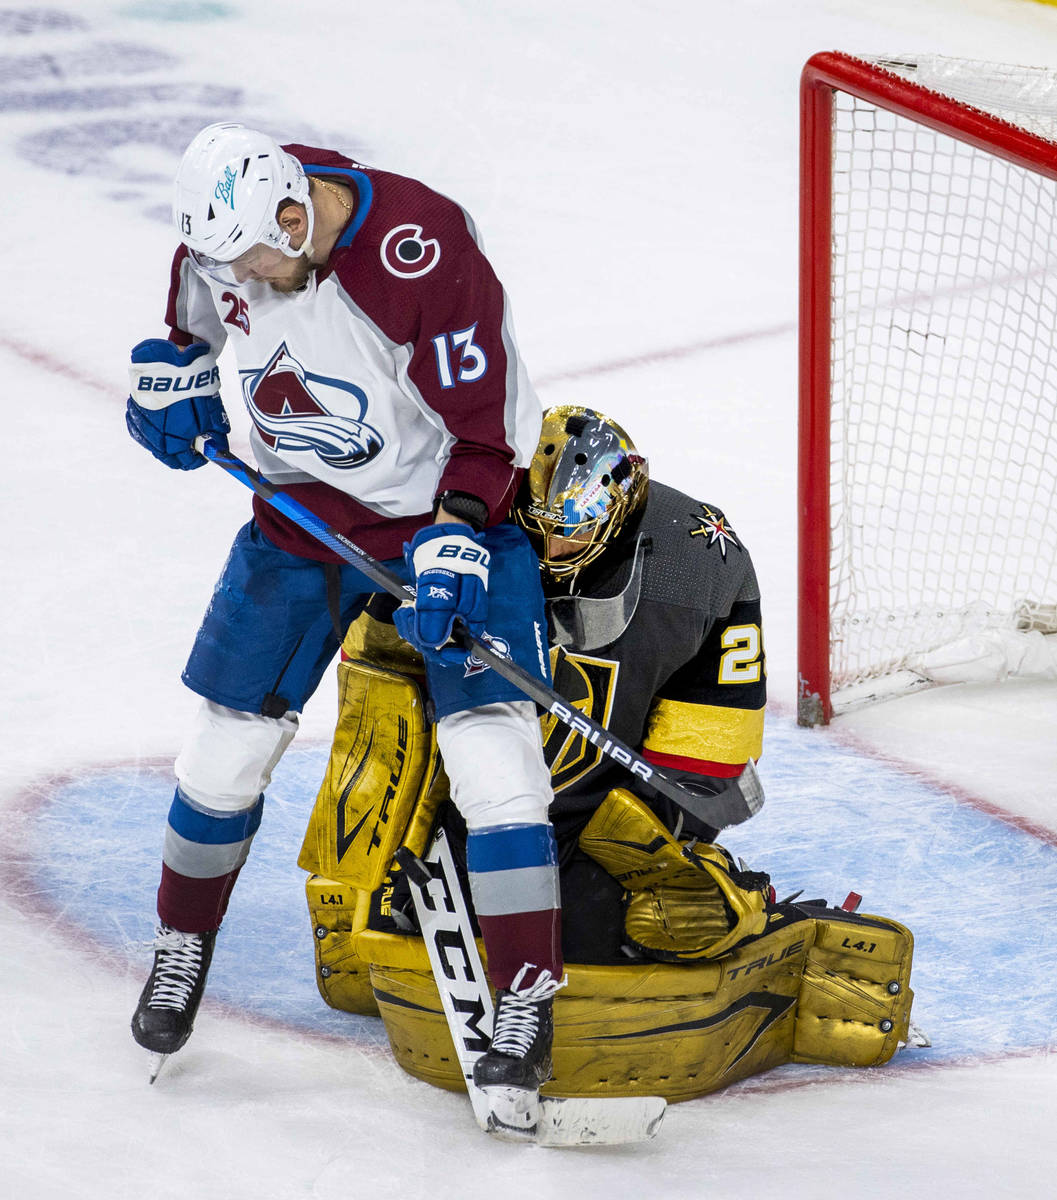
[449,404,768,962]
[301,406,918,1101]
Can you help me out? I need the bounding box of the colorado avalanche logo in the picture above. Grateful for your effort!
[240,343,383,469]
[464,633,512,678]
[381,224,441,278]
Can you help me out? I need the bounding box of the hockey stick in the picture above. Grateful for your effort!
[193,438,762,827]
[394,834,666,1146]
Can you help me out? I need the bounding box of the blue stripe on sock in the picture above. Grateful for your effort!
[466,823,557,873]
[166,788,264,846]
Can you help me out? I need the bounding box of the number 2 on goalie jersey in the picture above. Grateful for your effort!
[718,624,764,684]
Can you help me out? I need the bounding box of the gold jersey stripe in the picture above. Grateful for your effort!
[643,698,764,765]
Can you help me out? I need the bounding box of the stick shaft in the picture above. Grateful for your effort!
[195,438,755,821]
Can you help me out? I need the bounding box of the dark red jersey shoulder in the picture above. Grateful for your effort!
[285,143,472,250]
[352,167,474,254]
[320,168,491,344]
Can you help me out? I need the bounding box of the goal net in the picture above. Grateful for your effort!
[798,51,1057,725]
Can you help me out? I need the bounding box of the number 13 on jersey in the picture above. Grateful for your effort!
[432,323,488,389]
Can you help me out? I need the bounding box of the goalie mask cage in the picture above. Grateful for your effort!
[798,51,1057,726]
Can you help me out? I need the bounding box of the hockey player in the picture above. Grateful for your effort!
[476,404,767,960]
[125,123,563,1109]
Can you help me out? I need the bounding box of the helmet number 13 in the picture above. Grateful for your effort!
[431,324,488,389]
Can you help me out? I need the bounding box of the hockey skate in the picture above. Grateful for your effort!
[472,966,564,1139]
[131,924,217,1082]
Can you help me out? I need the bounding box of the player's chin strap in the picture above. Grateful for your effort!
[193,438,761,829]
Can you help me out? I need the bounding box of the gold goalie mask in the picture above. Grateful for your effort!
[514,405,650,582]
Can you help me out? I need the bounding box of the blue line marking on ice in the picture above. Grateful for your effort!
[26,713,1057,1061]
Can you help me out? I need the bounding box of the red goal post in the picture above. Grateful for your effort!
[798,51,1057,725]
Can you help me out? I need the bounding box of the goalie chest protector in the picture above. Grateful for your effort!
[543,481,766,821]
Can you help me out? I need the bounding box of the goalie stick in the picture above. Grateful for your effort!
[394,836,666,1146]
[194,438,762,829]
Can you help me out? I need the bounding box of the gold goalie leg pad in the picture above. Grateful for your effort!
[298,656,442,892]
[790,908,915,1068]
[578,786,770,960]
[364,920,814,1101]
[550,920,813,1100]
[357,903,916,1095]
[305,875,378,1016]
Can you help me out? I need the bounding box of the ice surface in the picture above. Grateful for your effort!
[3,1,1057,1197]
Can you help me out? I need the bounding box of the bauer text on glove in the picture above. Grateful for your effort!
[126,339,230,470]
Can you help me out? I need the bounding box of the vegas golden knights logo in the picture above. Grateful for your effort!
[541,647,619,792]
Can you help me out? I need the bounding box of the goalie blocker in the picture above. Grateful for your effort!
[299,645,918,1102]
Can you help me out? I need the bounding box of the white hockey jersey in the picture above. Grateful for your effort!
[165,145,541,561]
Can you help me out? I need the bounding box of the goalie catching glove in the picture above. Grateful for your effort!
[579,787,772,961]
[126,339,230,470]
[395,523,490,665]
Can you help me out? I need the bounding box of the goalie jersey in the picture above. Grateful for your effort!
[541,481,765,838]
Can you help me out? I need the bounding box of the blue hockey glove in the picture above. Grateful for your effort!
[126,339,230,470]
[394,523,490,665]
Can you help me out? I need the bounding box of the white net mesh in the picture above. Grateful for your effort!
[828,55,1057,693]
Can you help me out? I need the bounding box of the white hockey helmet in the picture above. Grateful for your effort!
[172,122,314,277]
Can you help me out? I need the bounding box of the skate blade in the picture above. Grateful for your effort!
[146,1052,170,1084]
[480,1085,540,1142]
